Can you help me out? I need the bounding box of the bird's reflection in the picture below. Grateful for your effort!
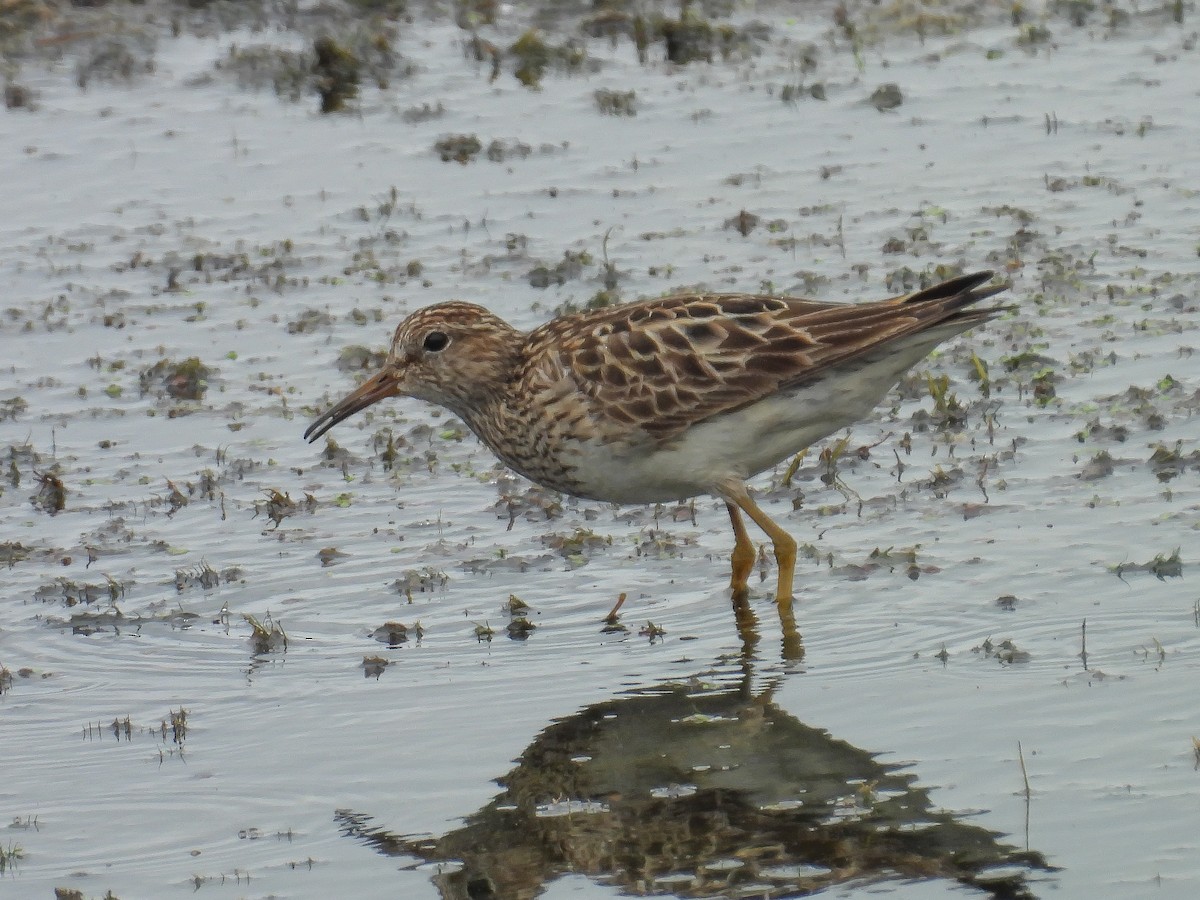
[336,670,1052,899]
[729,588,803,662]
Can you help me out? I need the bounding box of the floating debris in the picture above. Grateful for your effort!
[139,356,214,401]
[507,616,536,639]
[1110,548,1183,581]
[174,561,219,592]
[362,656,389,678]
[972,637,1031,665]
[244,613,287,654]
[541,527,611,567]
[868,83,903,111]
[1078,450,1115,481]
[434,133,482,163]
[255,489,315,527]
[639,621,666,642]
[336,345,388,372]
[32,469,65,514]
[394,567,450,599]
[509,29,586,88]
[371,621,413,646]
[724,209,760,236]
[312,36,360,114]
[505,594,530,615]
[288,309,335,334]
[527,250,590,288]
[594,88,636,116]
[317,546,349,566]
[0,396,27,422]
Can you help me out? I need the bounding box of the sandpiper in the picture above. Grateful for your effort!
[305,271,1007,626]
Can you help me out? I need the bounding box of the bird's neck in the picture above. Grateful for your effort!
[440,328,525,432]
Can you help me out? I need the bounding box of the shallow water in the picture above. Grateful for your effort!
[2,2,1199,898]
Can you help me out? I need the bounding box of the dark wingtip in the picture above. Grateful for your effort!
[904,270,997,304]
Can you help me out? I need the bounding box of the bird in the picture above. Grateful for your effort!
[304,270,1008,626]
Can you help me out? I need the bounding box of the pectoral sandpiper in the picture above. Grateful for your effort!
[305,271,1007,637]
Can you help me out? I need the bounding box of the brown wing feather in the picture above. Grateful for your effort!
[523,272,1005,443]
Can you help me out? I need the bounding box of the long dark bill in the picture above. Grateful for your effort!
[303,370,399,443]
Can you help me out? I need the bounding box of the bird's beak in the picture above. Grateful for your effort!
[304,369,401,443]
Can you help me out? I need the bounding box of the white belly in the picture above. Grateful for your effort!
[566,374,888,504]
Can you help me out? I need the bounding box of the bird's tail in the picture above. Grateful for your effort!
[897,270,1011,326]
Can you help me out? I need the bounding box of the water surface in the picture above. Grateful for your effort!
[2,2,1198,898]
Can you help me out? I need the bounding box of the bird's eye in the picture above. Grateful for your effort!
[422,331,450,353]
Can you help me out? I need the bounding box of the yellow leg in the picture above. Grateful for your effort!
[725,501,756,594]
[718,479,804,661]
[720,480,798,606]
